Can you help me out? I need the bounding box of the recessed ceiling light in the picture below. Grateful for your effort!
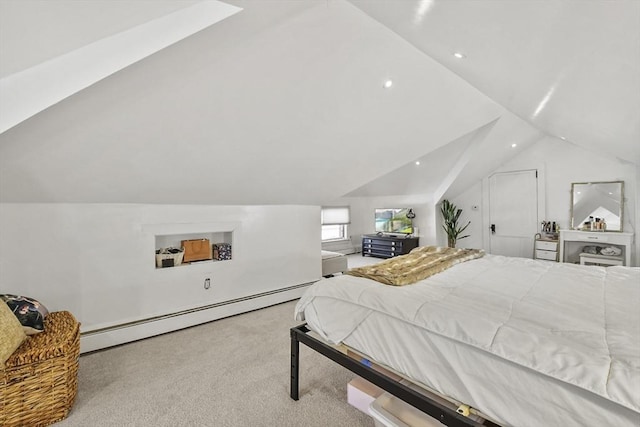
[415,161,420,166]
[511,143,517,148]
[453,52,466,59]
[383,79,393,89]
[560,136,567,141]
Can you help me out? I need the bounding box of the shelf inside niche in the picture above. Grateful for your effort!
[155,231,233,269]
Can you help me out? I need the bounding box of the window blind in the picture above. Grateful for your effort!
[321,206,350,225]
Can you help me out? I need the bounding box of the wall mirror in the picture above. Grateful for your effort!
[570,181,624,231]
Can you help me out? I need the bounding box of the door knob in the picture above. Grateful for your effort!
[490,224,496,234]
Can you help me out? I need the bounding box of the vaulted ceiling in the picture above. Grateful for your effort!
[1,0,637,205]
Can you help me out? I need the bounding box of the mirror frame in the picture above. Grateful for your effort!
[570,181,624,232]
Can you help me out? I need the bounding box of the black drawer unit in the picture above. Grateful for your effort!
[361,234,419,259]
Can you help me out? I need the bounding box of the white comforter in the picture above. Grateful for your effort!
[295,255,640,424]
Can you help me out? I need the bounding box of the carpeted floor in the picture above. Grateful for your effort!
[58,299,374,427]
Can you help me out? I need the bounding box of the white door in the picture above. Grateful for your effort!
[489,170,538,258]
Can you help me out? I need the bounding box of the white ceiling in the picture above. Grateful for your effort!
[349,0,640,165]
[0,0,637,205]
[0,0,202,78]
[346,120,493,198]
[0,0,241,133]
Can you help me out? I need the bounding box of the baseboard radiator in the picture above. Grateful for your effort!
[80,282,314,353]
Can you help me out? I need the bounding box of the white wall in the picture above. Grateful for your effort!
[637,164,640,266]
[452,137,638,265]
[322,194,435,253]
[0,203,320,350]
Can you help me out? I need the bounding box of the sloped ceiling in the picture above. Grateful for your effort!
[0,0,241,133]
[0,0,202,78]
[346,120,497,198]
[0,0,502,204]
[0,0,637,205]
[349,0,640,165]
[440,113,546,201]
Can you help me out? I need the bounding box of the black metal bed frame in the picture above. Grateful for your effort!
[290,323,500,427]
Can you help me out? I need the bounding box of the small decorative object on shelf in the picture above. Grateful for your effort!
[153,230,233,268]
[580,216,607,231]
[155,247,185,268]
[181,238,212,263]
[213,243,232,261]
[540,220,559,236]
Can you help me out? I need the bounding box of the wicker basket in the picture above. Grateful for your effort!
[1,311,80,427]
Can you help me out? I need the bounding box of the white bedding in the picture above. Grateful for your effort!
[295,255,640,427]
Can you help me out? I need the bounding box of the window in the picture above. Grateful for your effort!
[322,224,347,241]
[321,206,350,242]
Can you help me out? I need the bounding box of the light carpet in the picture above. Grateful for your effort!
[58,299,373,427]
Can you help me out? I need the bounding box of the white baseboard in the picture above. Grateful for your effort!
[80,282,313,353]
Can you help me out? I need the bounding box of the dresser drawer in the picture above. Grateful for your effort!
[536,249,557,261]
[361,235,419,259]
[536,240,558,251]
[582,234,609,243]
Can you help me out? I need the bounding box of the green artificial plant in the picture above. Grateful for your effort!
[441,199,470,248]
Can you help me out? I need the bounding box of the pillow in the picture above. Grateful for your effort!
[0,299,27,364]
[0,294,49,335]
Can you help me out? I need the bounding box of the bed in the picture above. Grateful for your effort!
[292,249,640,427]
[321,250,348,277]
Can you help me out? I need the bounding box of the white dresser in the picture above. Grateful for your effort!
[559,230,634,266]
[534,235,559,261]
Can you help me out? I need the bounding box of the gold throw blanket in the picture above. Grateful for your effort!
[347,246,484,286]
